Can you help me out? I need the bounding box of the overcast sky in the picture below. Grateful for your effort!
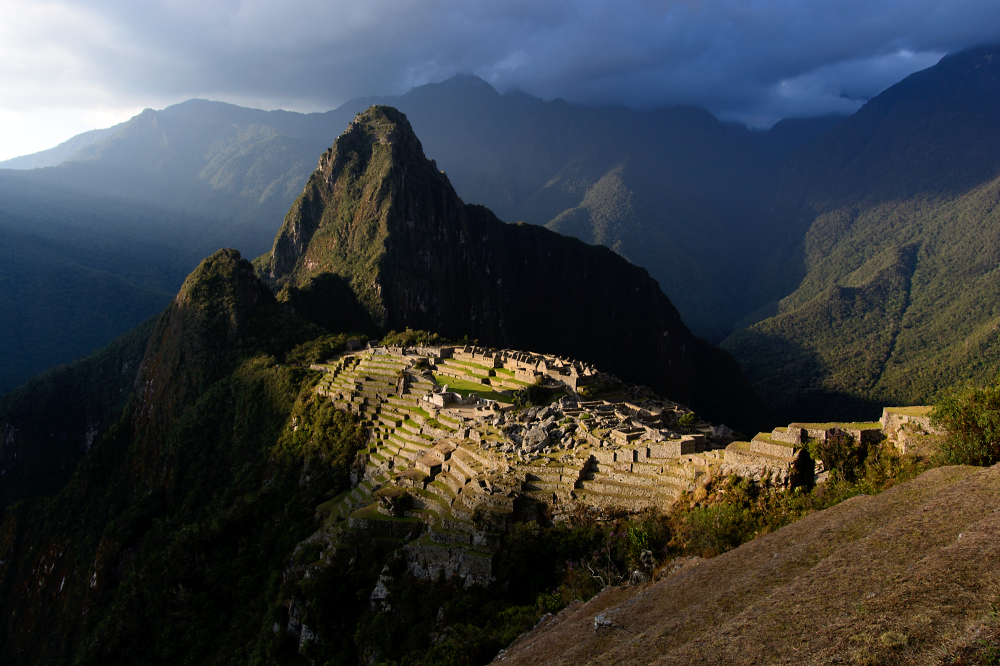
[1,0,998,161]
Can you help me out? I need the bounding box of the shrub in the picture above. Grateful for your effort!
[381,328,445,347]
[682,502,761,557]
[676,412,698,428]
[512,379,555,411]
[932,380,1000,465]
[809,429,871,483]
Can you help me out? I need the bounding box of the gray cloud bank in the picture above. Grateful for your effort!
[7,0,1000,126]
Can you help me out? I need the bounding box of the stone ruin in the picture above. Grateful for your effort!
[303,344,933,590]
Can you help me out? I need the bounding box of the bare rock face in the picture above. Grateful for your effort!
[263,105,766,430]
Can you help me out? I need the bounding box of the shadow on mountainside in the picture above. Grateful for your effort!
[721,328,884,425]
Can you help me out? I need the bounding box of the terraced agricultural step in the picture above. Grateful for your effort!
[581,478,656,498]
[571,489,666,510]
[429,522,473,545]
[448,499,475,522]
[522,480,575,492]
[427,480,458,503]
[438,471,466,494]
[450,450,481,478]
[437,413,463,428]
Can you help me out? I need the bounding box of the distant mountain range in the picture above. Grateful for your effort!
[3,44,1000,424]
[0,78,840,396]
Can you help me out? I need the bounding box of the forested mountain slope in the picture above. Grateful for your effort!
[723,45,1000,422]
[0,250,353,664]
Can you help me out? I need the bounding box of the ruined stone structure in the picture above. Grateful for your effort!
[303,344,928,589]
[880,406,942,454]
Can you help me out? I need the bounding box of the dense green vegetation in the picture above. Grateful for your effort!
[381,328,451,347]
[0,316,157,513]
[0,217,176,396]
[931,378,1000,466]
[0,250,365,663]
[724,46,1000,423]
[676,440,932,559]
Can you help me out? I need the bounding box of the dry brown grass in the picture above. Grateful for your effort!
[493,464,1000,665]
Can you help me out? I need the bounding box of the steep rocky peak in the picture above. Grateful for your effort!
[316,105,428,184]
[134,249,274,445]
[265,105,458,305]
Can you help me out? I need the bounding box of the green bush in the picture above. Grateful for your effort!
[284,333,354,365]
[683,502,761,558]
[512,379,555,411]
[381,328,445,347]
[932,380,1000,465]
[808,429,871,482]
[676,412,698,428]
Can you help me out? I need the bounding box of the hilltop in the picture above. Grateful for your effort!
[0,245,960,664]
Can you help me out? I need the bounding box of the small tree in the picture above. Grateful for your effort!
[809,429,870,483]
[931,380,1000,466]
[676,412,698,429]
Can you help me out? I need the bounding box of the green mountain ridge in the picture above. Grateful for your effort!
[724,45,1000,422]
[0,249,348,663]
[0,75,843,401]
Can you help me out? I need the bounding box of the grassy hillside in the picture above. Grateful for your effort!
[494,463,1000,665]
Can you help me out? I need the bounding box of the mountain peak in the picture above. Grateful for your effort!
[317,105,426,175]
[413,72,500,97]
[262,106,765,429]
[265,105,452,321]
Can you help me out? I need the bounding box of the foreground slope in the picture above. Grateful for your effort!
[494,463,1000,665]
[262,105,764,431]
[724,45,1000,422]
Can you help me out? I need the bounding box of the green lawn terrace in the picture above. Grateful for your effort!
[879,406,942,455]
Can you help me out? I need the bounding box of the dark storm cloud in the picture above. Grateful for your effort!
[6,0,1000,126]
